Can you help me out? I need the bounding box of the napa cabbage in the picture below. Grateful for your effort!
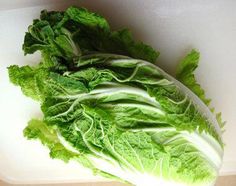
[8,6,224,186]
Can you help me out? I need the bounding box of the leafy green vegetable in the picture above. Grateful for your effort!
[176,50,225,132]
[176,50,211,106]
[23,6,158,63]
[8,6,223,186]
[8,65,48,100]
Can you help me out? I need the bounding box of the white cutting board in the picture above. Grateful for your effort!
[0,0,236,184]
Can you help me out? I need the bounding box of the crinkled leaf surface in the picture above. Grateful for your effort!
[8,6,223,186]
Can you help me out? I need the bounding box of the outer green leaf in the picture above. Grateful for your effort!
[24,119,77,162]
[23,6,159,63]
[176,50,211,105]
[8,6,224,186]
[65,6,110,31]
[176,50,225,131]
[8,65,48,100]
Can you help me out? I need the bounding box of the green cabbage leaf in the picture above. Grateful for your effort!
[8,6,224,186]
